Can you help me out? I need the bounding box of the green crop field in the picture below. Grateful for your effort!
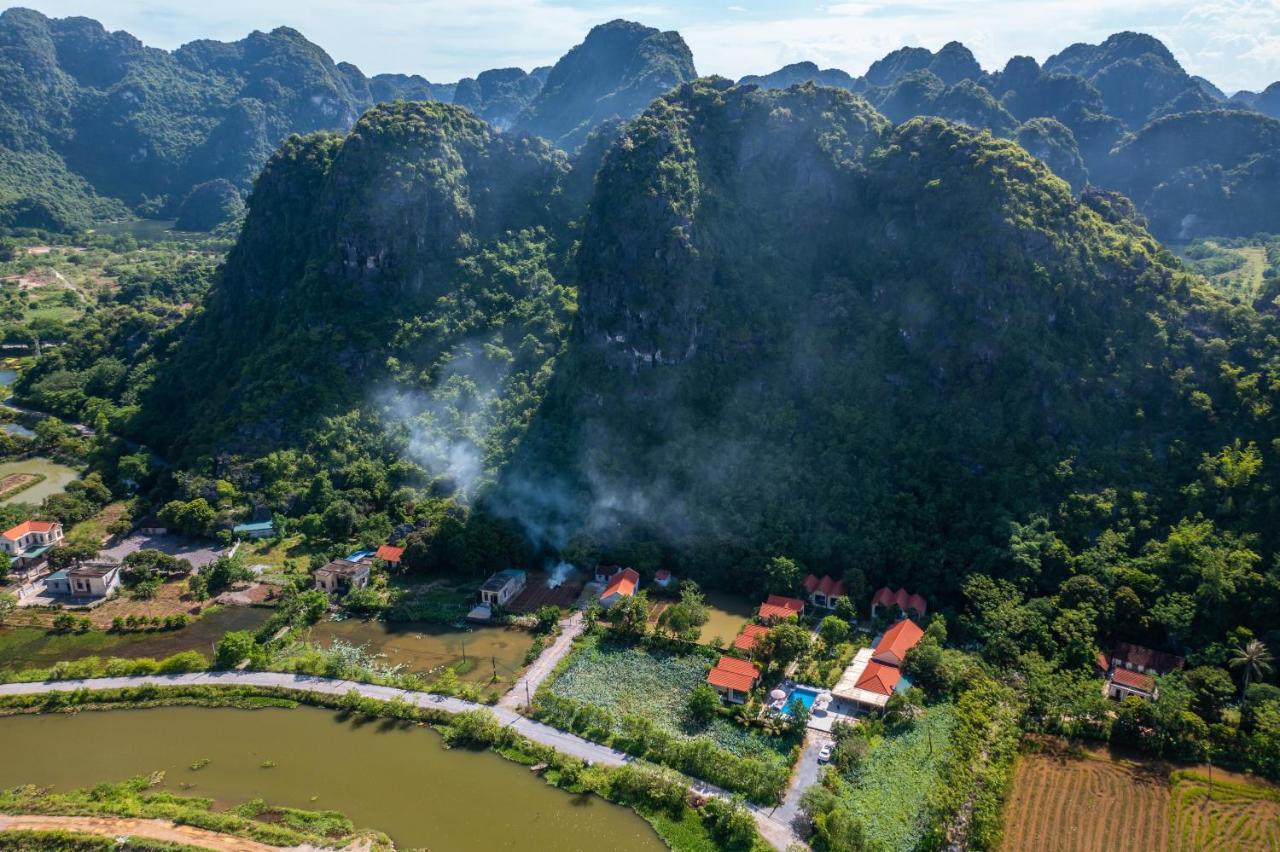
[841,704,957,852]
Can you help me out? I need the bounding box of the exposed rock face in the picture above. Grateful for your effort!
[0,8,445,229]
[144,101,572,455]
[514,20,696,150]
[451,67,544,129]
[739,61,857,91]
[1016,118,1088,192]
[520,77,1238,581]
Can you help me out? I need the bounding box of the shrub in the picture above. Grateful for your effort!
[214,631,255,669]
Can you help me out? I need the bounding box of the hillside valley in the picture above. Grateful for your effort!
[1,12,1280,852]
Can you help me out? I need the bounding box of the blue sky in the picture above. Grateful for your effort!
[21,0,1280,92]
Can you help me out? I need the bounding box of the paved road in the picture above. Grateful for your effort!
[774,729,831,834]
[0,671,805,849]
[497,611,584,710]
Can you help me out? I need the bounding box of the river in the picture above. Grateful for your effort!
[0,705,664,851]
[0,456,80,505]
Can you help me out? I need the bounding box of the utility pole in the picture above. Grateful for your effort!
[491,655,497,683]
[525,679,532,709]
[1205,747,1213,809]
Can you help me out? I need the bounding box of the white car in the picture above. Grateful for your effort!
[817,743,834,763]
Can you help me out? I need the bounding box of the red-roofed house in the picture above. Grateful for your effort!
[871,618,924,667]
[803,574,848,610]
[855,660,902,697]
[758,594,805,621]
[734,623,770,654]
[1100,642,1185,701]
[706,655,761,703]
[600,568,640,607]
[0,519,63,569]
[870,586,928,620]
[1108,667,1158,700]
[375,545,404,566]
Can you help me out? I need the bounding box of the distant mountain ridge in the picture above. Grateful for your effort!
[0,11,694,232]
[0,9,1276,240]
[740,31,1280,239]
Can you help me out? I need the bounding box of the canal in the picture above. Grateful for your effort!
[0,705,665,851]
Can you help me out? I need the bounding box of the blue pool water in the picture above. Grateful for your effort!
[780,686,821,716]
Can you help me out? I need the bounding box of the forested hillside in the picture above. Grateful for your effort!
[3,9,1277,240]
[52,79,1263,665]
[0,11,692,232]
[744,32,1280,240]
[498,82,1279,653]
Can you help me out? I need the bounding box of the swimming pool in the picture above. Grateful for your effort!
[780,685,821,716]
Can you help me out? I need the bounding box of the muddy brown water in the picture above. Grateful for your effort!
[697,591,755,646]
[0,705,664,851]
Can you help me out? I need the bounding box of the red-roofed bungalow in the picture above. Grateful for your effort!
[871,618,924,667]
[803,574,848,610]
[600,568,640,608]
[375,545,404,566]
[758,594,805,621]
[855,660,902,697]
[734,623,770,654]
[706,655,762,703]
[870,586,928,620]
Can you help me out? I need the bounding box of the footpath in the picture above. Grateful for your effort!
[0,671,805,849]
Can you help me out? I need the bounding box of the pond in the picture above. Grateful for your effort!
[307,618,536,685]
[0,367,16,387]
[698,590,755,646]
[0,706,664,851]
[0,456,80,505]
[0,606,272,671]
[1,423,35,439]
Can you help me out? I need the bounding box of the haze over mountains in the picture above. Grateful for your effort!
[1,7,1278,241]
[7,6,1280,653]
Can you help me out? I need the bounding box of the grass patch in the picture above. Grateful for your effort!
[0,776,391,849]
[384,580,475,622]
[0,829,203,851]
[1169,770,1280,851]
[549,639,709,729]
[842,704,957,851]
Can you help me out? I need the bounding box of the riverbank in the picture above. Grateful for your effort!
[0,672,796,850]
[0,812,378,852]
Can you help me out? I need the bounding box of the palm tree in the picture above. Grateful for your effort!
[1229,639,1274,695]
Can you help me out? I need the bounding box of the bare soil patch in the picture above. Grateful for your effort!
[1001,742,1170,851]
[507,576,582,612]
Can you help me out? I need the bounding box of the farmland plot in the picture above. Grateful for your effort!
[1000,748,1169,851]
[1170,771,1280,851]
